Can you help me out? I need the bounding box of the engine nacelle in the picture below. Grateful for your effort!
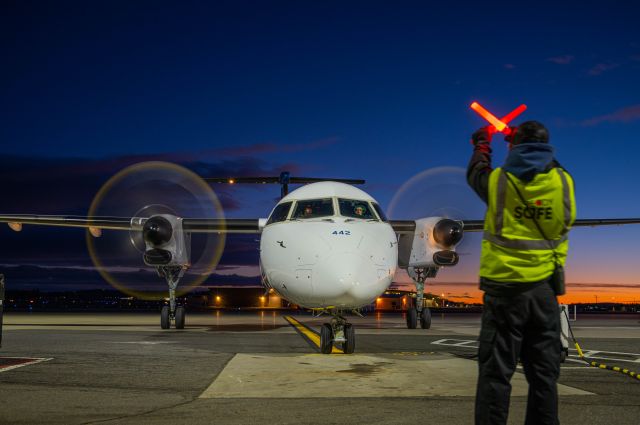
[135,214,190,267]
[397,217,463,270]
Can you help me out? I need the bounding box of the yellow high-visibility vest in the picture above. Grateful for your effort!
[480,166,576,282]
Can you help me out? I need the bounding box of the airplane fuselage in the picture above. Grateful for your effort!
[259,182,398,310]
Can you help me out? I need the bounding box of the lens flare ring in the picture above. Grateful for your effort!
[86,161,226,300]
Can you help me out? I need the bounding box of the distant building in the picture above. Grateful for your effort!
[206,286,286,309]
[375,290,441,311]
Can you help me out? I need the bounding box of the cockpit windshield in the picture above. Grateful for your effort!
[292,198,334,219]
[338,199,375,219]
[372,203,387,222]
[266,201,292,225]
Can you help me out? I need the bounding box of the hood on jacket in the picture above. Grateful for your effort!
[503,143,555,182]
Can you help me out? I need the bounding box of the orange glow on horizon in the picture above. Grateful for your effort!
[396,282,640,305]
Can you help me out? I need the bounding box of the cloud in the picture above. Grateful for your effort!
[587,62,620,76]
[546,55,574,65]
[446,293,475,299]
[213,137,340,157]
[0,154,306,214]
[0,264,261,291]
[0,152,301,286]
[43,137,338,172]
[581,104,640,126]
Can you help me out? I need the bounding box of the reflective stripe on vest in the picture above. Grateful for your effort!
[494,170,508,236]
[557,169,572,230]
[483,231,568,250]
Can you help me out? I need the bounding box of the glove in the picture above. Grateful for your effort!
[471,127,493,154]
[471,126,493,146]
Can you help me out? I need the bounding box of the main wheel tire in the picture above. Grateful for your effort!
[160,305,170,329]
[406,307,417,329]
[320,323,333,354]
[175,306,185,329]
[342,323,356,354]
[420,307,432,329]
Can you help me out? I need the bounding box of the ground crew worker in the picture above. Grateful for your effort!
[467,121,576,425]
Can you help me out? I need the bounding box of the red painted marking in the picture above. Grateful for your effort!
[0,356,52,372]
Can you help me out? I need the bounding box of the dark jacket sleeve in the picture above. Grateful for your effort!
[466,145,493,204]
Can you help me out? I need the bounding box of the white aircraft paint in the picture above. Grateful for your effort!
[259,182,398,309]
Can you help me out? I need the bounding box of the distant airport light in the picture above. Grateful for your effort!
[215,296,221,302]
[228,179,235,184]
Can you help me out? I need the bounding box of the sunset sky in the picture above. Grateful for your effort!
[1,1,640,303]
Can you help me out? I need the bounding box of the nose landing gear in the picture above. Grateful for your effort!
[320,313,356,354]
[158,265,187,330]
[406,267,437,330]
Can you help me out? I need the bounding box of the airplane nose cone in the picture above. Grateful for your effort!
[315,252,389,306]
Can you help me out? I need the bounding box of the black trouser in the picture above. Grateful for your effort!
[475,282,561,425]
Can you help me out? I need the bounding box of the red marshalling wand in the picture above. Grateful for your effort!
[470,102,527,136]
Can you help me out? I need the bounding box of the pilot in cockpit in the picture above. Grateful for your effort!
[303,205,313,217]
[354,204,366,217]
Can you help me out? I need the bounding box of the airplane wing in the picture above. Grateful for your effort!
[0,215,263,234]
[390,218,640,234]
[4,215,640,235]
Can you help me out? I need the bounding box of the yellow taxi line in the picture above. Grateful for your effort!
[284,316,343,354]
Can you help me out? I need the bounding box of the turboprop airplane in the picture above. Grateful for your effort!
[2,169,640,355]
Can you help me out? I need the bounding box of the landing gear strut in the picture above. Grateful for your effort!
[157,265,186,329]
[406,267,437,330]
[320,312,356,354]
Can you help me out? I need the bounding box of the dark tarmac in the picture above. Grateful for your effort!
[1,311,639,424]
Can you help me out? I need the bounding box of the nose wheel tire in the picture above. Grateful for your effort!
[320,323,333,354]
[406,307,417,329]
[342,323,356,354]
[175,306,186,329]
[160,305,170,329]
[420,307,432,329]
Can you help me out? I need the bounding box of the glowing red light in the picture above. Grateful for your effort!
[470,102,527,134]
[501,104,527,125]
[470,102,507,131]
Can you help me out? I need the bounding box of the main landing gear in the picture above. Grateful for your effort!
[406,266,437,330]
[320,312,356,354]
[158,265,186,330]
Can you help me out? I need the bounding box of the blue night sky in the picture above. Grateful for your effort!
[1,1,640,301]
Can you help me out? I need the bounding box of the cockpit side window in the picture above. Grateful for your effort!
[292,198,334,219]
[338,199,375,219]
[372,203,388,222]
[266,201,292,225]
